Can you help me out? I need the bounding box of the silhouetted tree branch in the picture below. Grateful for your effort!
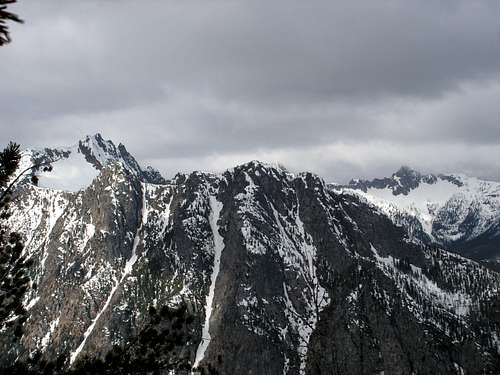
[0,157,57,205]
[0,0,23,46]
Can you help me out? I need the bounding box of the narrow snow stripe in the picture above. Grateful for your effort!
[193,195,224,368]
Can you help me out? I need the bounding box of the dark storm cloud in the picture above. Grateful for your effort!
[0,0,499,182]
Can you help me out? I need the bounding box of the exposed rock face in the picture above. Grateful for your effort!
[0,136,499,374]
[338,167,500,263]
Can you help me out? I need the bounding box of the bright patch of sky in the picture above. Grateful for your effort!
[37,149,99,192]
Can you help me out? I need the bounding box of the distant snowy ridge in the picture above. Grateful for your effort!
[334,166,500,262]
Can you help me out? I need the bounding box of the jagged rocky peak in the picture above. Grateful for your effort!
[392,165,438,194]
[78,133,166,184]
[78,133,119,170]
[231,160,326,184]
[344,165,470,197]
[170,161,296,193]
[227,160,329,200]
[394,165,420,178]
[77,133,144,176]
[231,160,290,178]
[394,165,434,183]
[26,134,166,191]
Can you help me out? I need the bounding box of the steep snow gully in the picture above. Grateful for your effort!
[194,196,224,368]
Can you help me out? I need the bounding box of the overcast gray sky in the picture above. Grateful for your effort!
[1,0,499,182]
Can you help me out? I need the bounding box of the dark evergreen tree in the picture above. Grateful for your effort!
[0,142,31,338]
[1,302,219,375]
[68,302,219,375]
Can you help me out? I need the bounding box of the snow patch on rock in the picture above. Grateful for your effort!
[194,196,224,368]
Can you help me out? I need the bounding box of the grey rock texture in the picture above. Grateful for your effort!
[0,139,498,375]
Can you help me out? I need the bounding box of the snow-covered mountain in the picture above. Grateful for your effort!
[1,136,499,374]
[335,166,500,263]
[16,133,165,191]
